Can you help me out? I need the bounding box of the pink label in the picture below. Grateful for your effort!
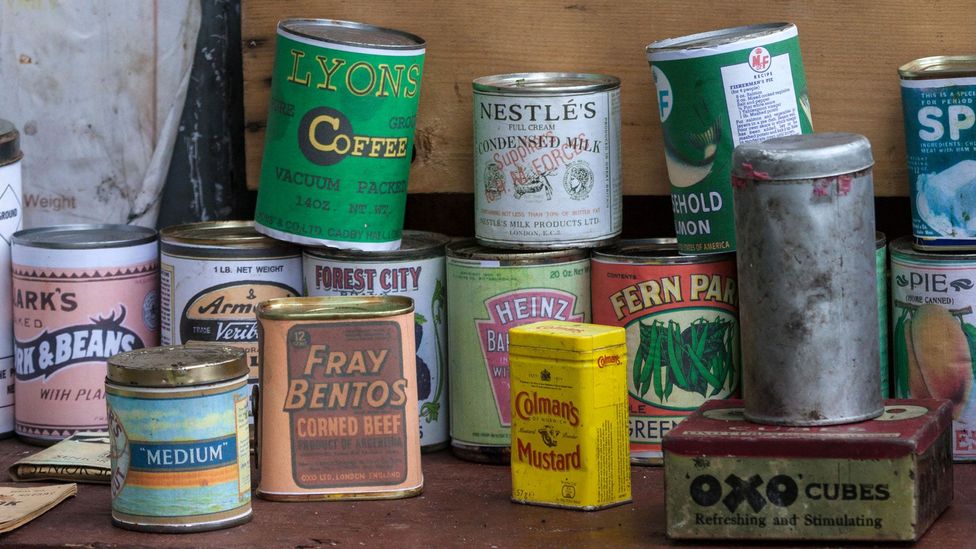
[475,290,582,426]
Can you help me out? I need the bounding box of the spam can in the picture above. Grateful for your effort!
[447,240,590,464]
[256,296,422,500]
[303,231,450,451]
[473,73,622,249]
[591,240,738,464]
[254,19,426,251]
[646,23,813,254]
[0,120,24,437]
[509,321,631,510]
[899,56,976,250]
[107,345,252,532]
[13,225,159,444]
[890,236,976,459]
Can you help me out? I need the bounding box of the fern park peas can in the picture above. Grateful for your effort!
[591,240,739,464]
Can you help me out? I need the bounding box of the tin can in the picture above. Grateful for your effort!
[106,345,251,532]
[255,19,426,251]
[899,56,976,251]
[303,230,450,452]
[0,120,24,438]
[732,133,880,425]
[509,320,631,510]
[255,296,422,500]
[446,240,590,463]
[591,240,738,463]
[472,73,622,249]
[890,236,976,460]
[13,225,159,444]
[877,232,889,398]
[646,22,813,254]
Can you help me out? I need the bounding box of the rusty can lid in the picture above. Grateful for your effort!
[473,72,620,95]
[0,119,22,167]
[279,19,425,50]
[731,132,874,181]
[161,220,299,257]
[898,55,976,79]
[257,295,414,321]
[304,230,449,261]
[107,344,248,387]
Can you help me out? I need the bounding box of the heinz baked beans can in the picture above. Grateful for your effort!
[13,225,159,445]
[591,239,739,464]
[107,345,252,532]
[303,230,450,451]
[472,73,622,249]
[0,120,24,438]
[254,19,425,251]
[446,240,590,464]
[255,296,422,500]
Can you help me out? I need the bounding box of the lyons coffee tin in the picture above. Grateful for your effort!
[0,120,24,438]
[647,22,813,254]
[877,232,889,398]
[899,56,976,251]
[13,225,159,444]
[509,321,631,510]
[255,19,426,251]
[472,73,622,249]
[591,240,738,464]
[106,345,251,532]
[160,221,302,387]
[890,236,976,460]
[255,296,422,500]
[446,240,590,464]
[732,133,880,426]
[303,230,449,451]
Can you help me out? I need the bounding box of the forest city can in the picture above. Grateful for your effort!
[12,225,159,444]
[446,240,590,463]
[509,321,631,510]
[877,232,889,398]
[647,22,813,254]
[890,236,976,460]
[255,19,426,251]
[591,240,739,464]
[255,296,422,500]
[0,120,24,438]
[106,345,251,532]
[472,73,622,249]
[303,231,450,451]
[733,133,880,425]
[899,56,976,251]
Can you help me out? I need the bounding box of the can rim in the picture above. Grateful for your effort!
[278,18,425,50]
[257,295,414,321]
[592,239,734,264]
[472,72,621,94]
[876,231,886,249]
[446,238,589,263]
[12,224,158,249]
[161,220,299,251]
[0,119,22,167]
[106,344,248,387]
[731,132,874,181]
[647,22,796,57]
[304,230,449,261]
[890,235,976,260]
[898,55,976,79]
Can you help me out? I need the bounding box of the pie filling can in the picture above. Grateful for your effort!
[0,119,24,438]
[446,240,590,464]
[899,56,976,251]
[107,345,251,532]
[13,225,159,444]
[472,72,622,249]
[647,22,813,254]
[256,296,422,500]
[591,239,739,464]
[254,19,426,251]
[303,230,450,451]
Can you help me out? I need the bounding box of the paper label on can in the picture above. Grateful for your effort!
[255,31,425,248]
[0,161,22,434]
[650,31,812,254]
[900,77,976,245]
[304,255,449,447]
[473,89,621,245]
[890,251,976,459]
[591,257,739,460]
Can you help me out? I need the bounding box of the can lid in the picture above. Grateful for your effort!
[898,55,976,79]
[473,72,620,94]
[446,238,588,263]
[13,224,158,249]
[0,119,22,167]
[257,295,414,321]
[593,238,730,265]
[305,230,449,261]
[647,22,795,56]
[279,19,425,50]
[876,231,886,249]
[509,320,625,352]
[731,132,874,181]
[161,220,297,251]
[107,344,248,387]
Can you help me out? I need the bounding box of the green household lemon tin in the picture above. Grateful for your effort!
[255,19,426,251]
[646,23,813,254]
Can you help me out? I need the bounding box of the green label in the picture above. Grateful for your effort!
[650,32,812,254]
[255,32,424,248]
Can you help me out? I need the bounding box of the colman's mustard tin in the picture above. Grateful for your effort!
[509,320,631,510]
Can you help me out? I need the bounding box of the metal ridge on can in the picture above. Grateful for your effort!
[891,233,976,260]
[257,295,414,321]
[647,22,796,57]
[107,345,248,387]
[447,238,589,263]
[731,132,874,180]
[278,18,425,50]
[13,224,157,249]
[304,230,449,262]
[592,238,731,265]
[160,220,297,252]
[473,72,620,95]
[898,55,976,79]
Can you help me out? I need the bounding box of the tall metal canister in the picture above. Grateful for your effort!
[732,133,880,425]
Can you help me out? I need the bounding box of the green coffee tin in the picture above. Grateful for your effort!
[255,19,425,251]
